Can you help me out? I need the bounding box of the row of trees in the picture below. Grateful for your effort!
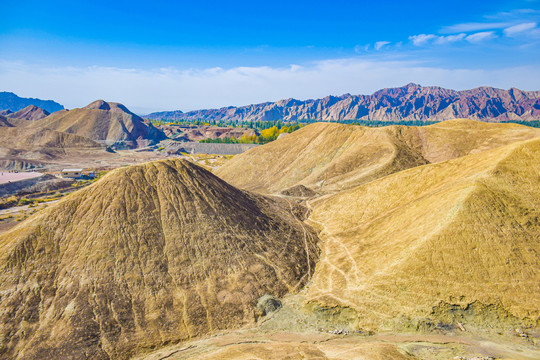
[150,118,304,131]
[200,124,302,144]
[150,117,540,133]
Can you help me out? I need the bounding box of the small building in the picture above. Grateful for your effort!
[61,168,83,179]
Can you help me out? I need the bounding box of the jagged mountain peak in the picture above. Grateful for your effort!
[145,84,540,123]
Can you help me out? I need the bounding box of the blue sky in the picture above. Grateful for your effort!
[1,0,539,113]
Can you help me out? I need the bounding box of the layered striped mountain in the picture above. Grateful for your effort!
[145,83,540,122]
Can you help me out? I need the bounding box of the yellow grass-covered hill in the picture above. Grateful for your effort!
[305,136,540,329]
[215,119,540,194]
[0,159,319,360]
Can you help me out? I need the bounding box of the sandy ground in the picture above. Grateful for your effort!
[0,171,42,184]
[133,290,539,360]
[135,327,539,360]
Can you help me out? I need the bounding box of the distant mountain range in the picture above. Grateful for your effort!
[0,92,64,114]
[145,83,540,123]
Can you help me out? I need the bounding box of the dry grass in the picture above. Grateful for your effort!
[216,119,540,194]
[0,159,319,360]
[305,137,540,329]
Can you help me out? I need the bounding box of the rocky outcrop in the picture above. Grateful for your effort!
[145,83,540,123]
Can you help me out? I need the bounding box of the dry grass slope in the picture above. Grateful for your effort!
[305,137,540,329]
[216,119,540,194]
[0,159,319,360]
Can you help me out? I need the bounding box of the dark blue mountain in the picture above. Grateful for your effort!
[0,92,64,113]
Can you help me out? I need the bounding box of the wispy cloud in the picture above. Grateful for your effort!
[374,41,390,50]
[466,31,497,43]
[434,33,467,44]
[1,59,538,114]
[485,8,540,20]
[354,44,370,53]
[409,32,493,46]
[440,22,511,33]
[409,34,437,46]
[442,7,540,33]
[503,22,540,37]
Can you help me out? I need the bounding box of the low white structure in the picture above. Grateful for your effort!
[61,168,83,179]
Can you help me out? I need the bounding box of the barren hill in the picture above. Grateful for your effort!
[6,105,50,121]
[216,119,540,194]
[24,100,166,148]
[0,159,319,359]
[0,126,106,162]
[305,137,540,328]
[145,83,540,122]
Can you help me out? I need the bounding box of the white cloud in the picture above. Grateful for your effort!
[434,33,467,44]
[409,34,437,46]
[410,33,467,46]
[485,8,540,20]
[440,22,511,33]
[503,22,538,36]
[409,31,496,46]
[1,59,539,114]
[466,31,497,43]
[374,41,390,50]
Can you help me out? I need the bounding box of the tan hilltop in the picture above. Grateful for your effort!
[21,100,165,148]
[0,159,319,360]
[215,119,540,194]
[305,137,540,329]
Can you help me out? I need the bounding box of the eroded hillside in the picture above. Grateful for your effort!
[0,159,319,360]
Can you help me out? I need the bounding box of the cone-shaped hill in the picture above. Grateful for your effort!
[215,119,540,195]
[0,159,319,360]
[23,100,166,148]
[305,137,540,329]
